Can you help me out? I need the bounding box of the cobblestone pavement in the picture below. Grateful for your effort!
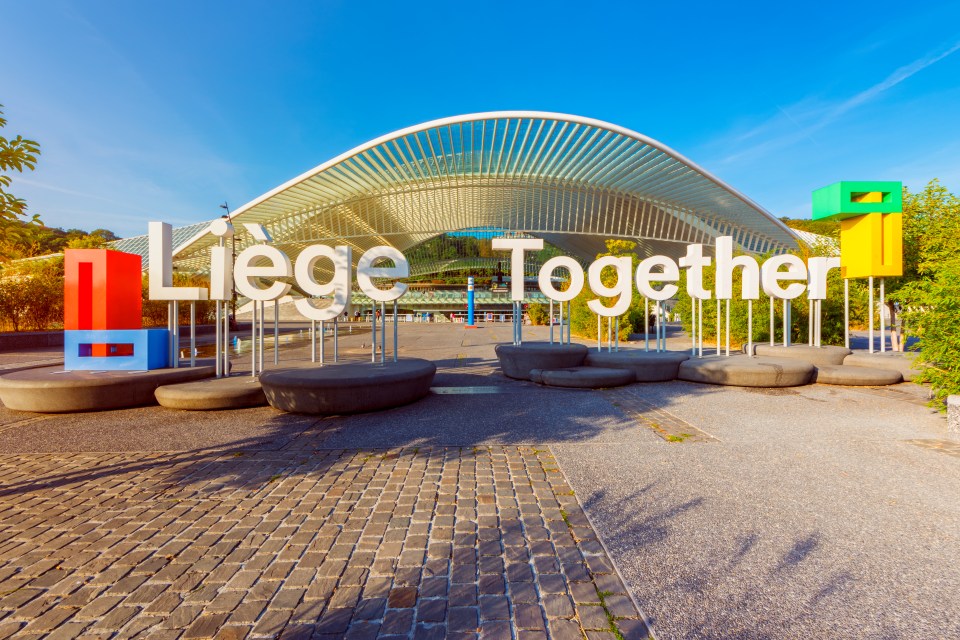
[602,388,716,444]
[0,446,650,639]
[904,438,960,458]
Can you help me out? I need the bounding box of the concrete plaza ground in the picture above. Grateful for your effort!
[0,323,958,639]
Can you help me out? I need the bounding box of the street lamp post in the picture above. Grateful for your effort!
[220,203,237,323]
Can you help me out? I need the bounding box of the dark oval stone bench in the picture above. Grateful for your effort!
[584,350,690,382]
[529,366,634,389]
[678,355,814,388]
[0,363,215,413]
[747,344,851,366]
[495,343,588,380]
[813,364,902,386]
[258,359,436,415]
[155,376,267,410]
[843,352,922,382]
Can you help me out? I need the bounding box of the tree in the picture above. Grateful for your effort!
[780,216,840,239]
[878,180,960,352]
[0,104,41,223]
[568,239,646,341]
[892,180,960,405]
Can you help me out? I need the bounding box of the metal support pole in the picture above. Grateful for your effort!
[217,235,227,377]
[748,300,753,357]
[549,299,554,345]
[319,320,325,365]
[784,299,791,348]
[645,298,650,352]
[844,279,850,349]
[615,317,619,352]
[251,302,257,377]
[808,299,814,347]
[597,314,601,352]
[173,301,179,368]
[566,302,571,344]
[816,300,822,348]
[222,300,230,376]
[769,297,775,346]
[258,301,264,373]
[333,319,339,363]
[655,301,661,353]
[607,317,612,353]
[690,297,696,356]
[311,320,317,363]
[215,301,222,378]
[518,301,523,345]
[273,300,279,365]
[725,299,730,357]
[869,276,875,354]
[716,299,721,356]
[167,301,174,366]
[380,301,386,363]
[660,303,665,352]
[697,298,703,358]
[663,304,667,351]
[371,304,377,362]
[190,303,196,367]
[558,300,563,345]
[393,301,398,363]
[880,278,886,353]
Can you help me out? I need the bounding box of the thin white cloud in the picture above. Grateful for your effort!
[16,176,133,206]
[719,38,960,165]
[829,39,960,120]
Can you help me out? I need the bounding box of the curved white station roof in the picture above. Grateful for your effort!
[115,111,798,272]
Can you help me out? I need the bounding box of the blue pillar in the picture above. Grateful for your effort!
[467,276,475,326]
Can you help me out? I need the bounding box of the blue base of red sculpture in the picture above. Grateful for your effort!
[64,329,170,370]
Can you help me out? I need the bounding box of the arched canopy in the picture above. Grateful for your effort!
[115,111,798,272]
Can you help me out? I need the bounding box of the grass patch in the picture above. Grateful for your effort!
[595,588,626,640]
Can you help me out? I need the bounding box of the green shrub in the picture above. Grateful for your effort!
[0,257,64,331]
[901,257,960,406]
[527,303,549,326]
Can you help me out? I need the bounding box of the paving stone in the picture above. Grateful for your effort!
[479,595,510,621]
[448,605,481,631]
[313,607,354,634]
[478,574,506,595]
[344,621,380,640]
[380,609,414,635]
[570,582,602,604]
[585,631,618,640]
[616,618,651,639]
[514,603,546,630]
[387,586,418,609]
[479,620,512,639]
[509,582,539,603]
[212,625,250,640]
[0,446,631,640]
[543,593,575,618]
[276,625,313,640]
[577,605,611,630]
[183,613,230,639]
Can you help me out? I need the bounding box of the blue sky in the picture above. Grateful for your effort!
[3,0,959,238]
